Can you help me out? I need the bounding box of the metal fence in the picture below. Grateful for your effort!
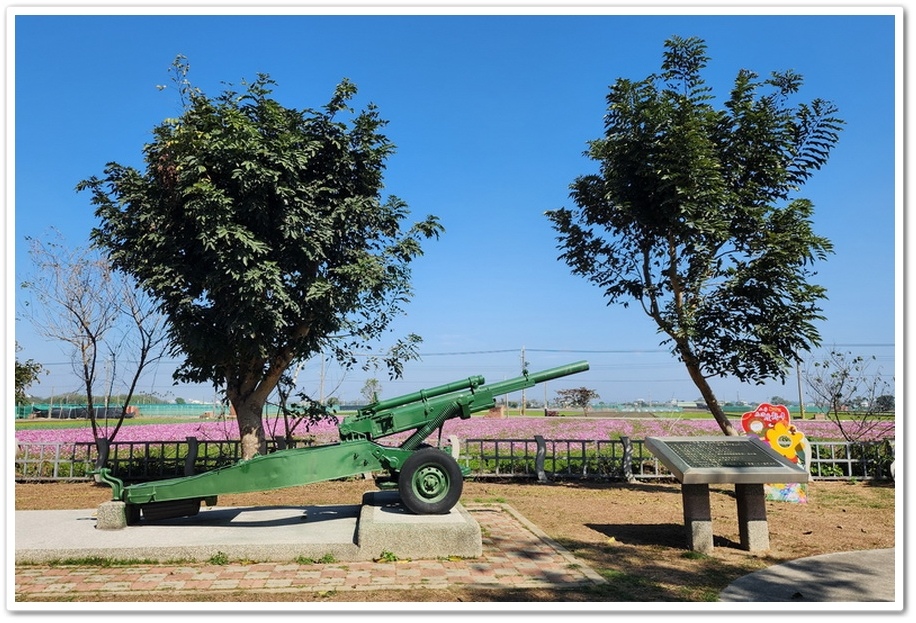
[459,436,896,482]
[14,435,895,484]
[16,403,234,420]
[13,436,317,483]
[459,436,665,481]
[807,439,897,480]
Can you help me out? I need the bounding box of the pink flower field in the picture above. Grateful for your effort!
[14,414,894,445]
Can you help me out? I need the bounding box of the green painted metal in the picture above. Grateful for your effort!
[362,375,486,413]
[115,440,412,505]
[95,360,589,515]
[404,456,454,505]
[339,360,591,446]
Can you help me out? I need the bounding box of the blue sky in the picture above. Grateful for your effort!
[9,5,901,408]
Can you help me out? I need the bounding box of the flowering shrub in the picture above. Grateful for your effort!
[14,414,892,445]
[15,415,894,483]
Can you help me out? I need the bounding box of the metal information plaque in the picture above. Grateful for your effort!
[645,436,810,485]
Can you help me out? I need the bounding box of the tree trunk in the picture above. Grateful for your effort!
[93,436,110,479]
[686,364,739,436]
[676,340,739,436]
[232,397,267,459]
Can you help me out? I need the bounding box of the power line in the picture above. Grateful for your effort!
[414,349,519,356]
[32,342,897,368]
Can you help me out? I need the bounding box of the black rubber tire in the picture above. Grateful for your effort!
[140,498,201,522]
[397,447,463,515]
[126,503,141,525]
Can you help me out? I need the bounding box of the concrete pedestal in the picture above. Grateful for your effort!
[20,492,482,564]
[681,484,714,554]
[736,483,770,551]
[95,500,128,530]
[679,483,771,553]
[358,491,482,560]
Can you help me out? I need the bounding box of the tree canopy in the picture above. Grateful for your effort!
[80,57,442,457]
[546,36,844,435]
[14,342,45,405]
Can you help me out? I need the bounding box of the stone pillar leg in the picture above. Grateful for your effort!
[681,483,713,553]
[96,500,128,530]
[735,483,769,551]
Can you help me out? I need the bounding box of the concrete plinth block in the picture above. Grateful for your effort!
[739,519,770,552]
[681,483,713,553]
[687,520,714,554]
[95,501,127,530]
[736,483,770,551]
[358,490,482,560]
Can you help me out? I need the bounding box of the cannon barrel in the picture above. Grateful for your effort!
[361,375,486,414]
[396,360,590,449]
[479,360,590,398]
[338,360,590,443]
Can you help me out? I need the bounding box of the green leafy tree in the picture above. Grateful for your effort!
[14,342,46,405]
[875,395,895,413]
[80,57,442,458]
[546,36,843,436]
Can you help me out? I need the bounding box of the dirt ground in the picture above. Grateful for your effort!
[14,477,896,603]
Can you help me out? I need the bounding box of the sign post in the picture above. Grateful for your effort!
[645,436,809,553]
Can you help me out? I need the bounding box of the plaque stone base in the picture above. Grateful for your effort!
[681,483,769,553]
[646,437,809,554]
[736,483,769,551]
[682,484,714,553]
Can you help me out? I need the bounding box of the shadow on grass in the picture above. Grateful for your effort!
[460,532,762,603]
[585,521,744,550]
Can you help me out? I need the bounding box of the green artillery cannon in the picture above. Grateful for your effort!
[95,360,589,524]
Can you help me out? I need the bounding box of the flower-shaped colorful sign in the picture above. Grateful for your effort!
[764,421,806,463]
[741,402,811,471]
[741,403,790,436]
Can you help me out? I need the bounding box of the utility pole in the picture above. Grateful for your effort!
[520,346,528,416]
[796,359,806,419]
[319,354,326,404]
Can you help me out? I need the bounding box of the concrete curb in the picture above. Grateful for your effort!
[719,548,897,603]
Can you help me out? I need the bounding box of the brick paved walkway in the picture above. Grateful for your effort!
[14,505,605,599]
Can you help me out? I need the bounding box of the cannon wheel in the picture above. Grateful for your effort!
[398,447,463,515]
